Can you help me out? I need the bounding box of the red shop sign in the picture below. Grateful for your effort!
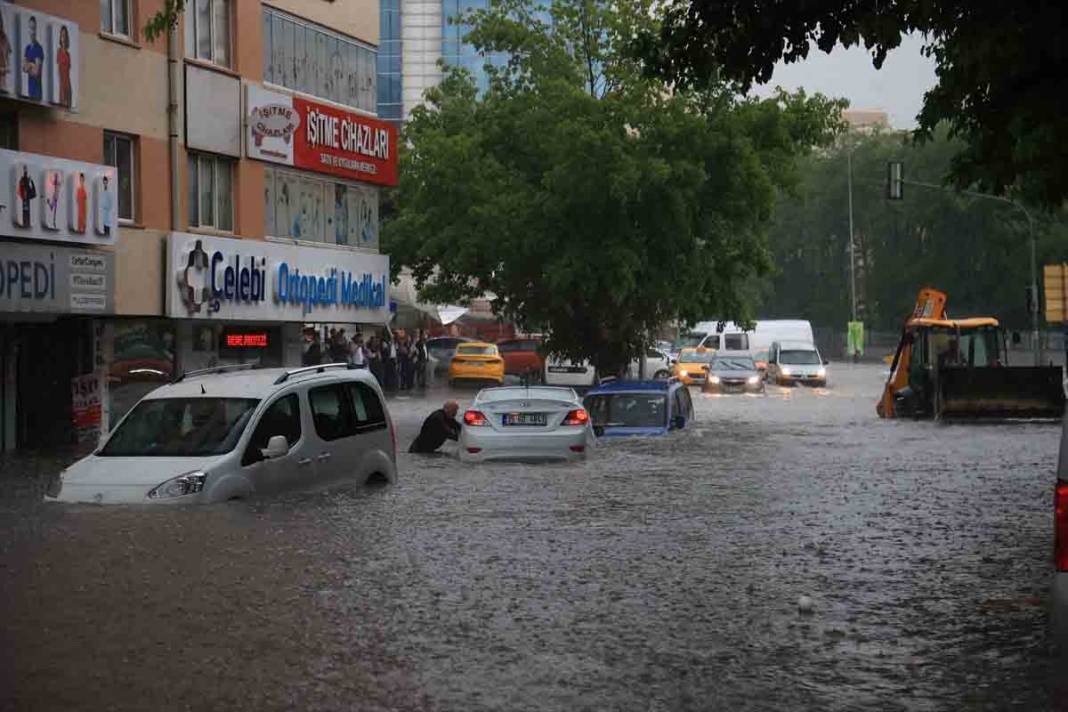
[292,97,398,187]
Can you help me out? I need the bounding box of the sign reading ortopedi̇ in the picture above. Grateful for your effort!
[166,233,389,322]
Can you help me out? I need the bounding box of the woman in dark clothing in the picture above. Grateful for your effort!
[368,336,384,385]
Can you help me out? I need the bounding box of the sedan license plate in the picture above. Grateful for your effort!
[504,412,546,426]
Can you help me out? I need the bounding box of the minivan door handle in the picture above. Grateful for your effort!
[316,452,332,462]
[297,458,312,466]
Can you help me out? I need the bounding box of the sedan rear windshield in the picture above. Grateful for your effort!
[585,393,667,428]
[780,349,821,365]
[457,345,497,356]
[101,398,259,457]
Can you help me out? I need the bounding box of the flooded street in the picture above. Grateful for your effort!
[1,363,1065,710]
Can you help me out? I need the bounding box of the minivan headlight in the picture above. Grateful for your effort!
[817,367,827,377]
[147,471,207,499]
[747,375,760,384]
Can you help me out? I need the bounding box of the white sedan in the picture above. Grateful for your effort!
[459,386,594,462]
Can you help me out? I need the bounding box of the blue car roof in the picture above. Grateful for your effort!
[585,380,674,396]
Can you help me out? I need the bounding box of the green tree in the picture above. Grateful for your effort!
[761,129,1068,331]
[385,0,842,373]
[640,1,1068,207]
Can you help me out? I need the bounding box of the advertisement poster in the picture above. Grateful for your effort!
[49,18,78,110]
[71,372,102,445]
[0,4,15,95]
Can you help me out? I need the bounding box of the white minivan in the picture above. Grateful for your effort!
[766,340,828,387]
[49,363,397,504]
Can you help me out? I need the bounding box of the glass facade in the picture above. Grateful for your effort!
[262,7,377,114]
[377,0,402,122]
[440,0,508,92]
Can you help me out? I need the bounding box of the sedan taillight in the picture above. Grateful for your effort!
[562,408,589,426]
[1056,479,1068,572]
[464,410,488,426]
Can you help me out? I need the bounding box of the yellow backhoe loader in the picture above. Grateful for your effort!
[877,288,1065,419]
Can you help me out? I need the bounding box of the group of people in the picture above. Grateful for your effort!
[302,327,432,391]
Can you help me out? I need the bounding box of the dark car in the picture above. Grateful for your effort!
[701,355,765,394]
[583,380,694,437]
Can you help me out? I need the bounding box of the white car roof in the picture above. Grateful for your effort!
[777,340,818,350]
[144,366,379,400]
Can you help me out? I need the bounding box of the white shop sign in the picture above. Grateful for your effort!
[165,232,390,323]
[0,149,117,246]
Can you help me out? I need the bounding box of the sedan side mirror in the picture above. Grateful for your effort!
[261,435,288,459]
[673,415,686,430]
[823,358,830,365]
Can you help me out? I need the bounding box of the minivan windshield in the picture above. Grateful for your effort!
[100,398,259,457]
[780,349,821,365]
[585,393,667,428]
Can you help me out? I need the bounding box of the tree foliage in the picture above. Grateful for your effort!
[761,129,1068,331]
[641,1,1068,207]
[384,0,843,372]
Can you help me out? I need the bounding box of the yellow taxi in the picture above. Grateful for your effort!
[448,342,505,386]
[673,347,717,385]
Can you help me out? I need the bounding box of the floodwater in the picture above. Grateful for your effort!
[1,363,1065,711]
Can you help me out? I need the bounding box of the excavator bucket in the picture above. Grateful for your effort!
[937,366,1066,419]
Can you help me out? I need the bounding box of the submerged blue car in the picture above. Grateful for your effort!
[583,380,695,437]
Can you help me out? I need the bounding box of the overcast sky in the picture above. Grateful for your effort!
[751,33,938,129]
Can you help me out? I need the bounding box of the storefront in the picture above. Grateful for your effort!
[0,148,117,452]
[165,232,390,373]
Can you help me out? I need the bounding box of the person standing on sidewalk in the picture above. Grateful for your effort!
[349,333,368,368]
[414,330,429,389]
[383,334,399,391]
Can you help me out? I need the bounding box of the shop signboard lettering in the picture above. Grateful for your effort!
[0,242,114,314]
[166,233,390,323]
[0,148,117,246]
[71,372,102,445]
[246,84,397,187]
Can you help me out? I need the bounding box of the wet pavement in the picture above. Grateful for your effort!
[1,363,1066,711]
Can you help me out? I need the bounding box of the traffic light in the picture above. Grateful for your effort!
[887,161,904,200]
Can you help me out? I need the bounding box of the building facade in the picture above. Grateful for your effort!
[0,0,395,453]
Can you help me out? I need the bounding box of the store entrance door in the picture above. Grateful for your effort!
[14,319,91,450]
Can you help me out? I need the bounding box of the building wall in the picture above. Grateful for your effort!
[266,0,380,45]
[400,0,442,120]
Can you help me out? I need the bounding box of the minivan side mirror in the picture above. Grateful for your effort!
[261,435,288,459]
[673,415,686,430]
[823,357,830,365]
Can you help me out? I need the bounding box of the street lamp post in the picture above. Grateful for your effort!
[847,150,857,322]
[887,163,1041,366]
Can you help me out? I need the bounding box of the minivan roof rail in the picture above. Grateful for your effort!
[273,362,357,385]
[172,362,259,383]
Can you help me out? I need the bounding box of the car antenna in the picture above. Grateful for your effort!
[201,384,206,394]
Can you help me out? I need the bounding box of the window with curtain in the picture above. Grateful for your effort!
[187,152,233,231]
[100,0,131,37]
[187,0,231,67]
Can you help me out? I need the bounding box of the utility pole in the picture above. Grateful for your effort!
[887,164,1041,366]
[847,149,858,322]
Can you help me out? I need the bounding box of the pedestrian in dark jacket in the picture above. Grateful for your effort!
[414,330,429,389]
[409,401,461,453]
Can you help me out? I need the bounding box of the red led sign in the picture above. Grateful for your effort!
[223,332,269,348]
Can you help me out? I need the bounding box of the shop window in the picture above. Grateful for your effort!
[262,6,376,113]
[101,0,131,38]
[188,152,233,232]
[187,0,231,67]
[103,132,135,222]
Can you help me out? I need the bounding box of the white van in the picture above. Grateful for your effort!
[49,363,397,504]
[544,356,598,388]
[694,320,815,356]
[766,340,828,387]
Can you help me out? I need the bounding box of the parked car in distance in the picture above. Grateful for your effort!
[584,380,695,437]
[459,386,593,461]
[427,336,475,375]
[544,356,598,389]
[625,348,673,380]
[767,340,828,387]
[496,338,545,380]
[702,355,765,394]
[1054,411,1068,644]
[48,363,397,505]
[449,342,505,387]
[673,347,716,385]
